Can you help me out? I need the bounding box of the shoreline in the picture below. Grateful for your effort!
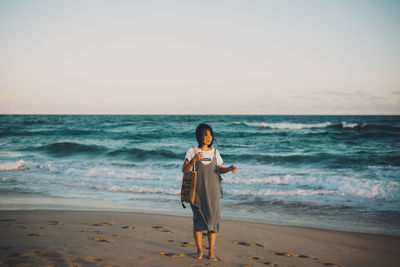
[1,210,399,267]
[1,195,399,238]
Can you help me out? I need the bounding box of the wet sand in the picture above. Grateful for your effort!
[0,210,399,266]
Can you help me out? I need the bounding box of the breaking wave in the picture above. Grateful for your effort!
[0,160,27,171]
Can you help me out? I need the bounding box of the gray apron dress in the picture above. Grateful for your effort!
[191,148,221,233]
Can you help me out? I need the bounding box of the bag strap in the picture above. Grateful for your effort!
[191,147,196,172]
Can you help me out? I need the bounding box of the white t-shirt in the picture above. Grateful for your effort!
[185,146,223,166]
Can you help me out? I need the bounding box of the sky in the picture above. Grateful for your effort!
[0,0,399,115]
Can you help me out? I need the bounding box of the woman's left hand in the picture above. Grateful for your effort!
[230,165,237,174]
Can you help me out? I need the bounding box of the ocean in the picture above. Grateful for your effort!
[1,115,399,236]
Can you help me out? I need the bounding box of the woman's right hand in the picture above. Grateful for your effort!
[193,152,203,162]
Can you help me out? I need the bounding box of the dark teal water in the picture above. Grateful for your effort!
[1,115,399,235]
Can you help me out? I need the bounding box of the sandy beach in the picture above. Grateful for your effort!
[0,210,399,267]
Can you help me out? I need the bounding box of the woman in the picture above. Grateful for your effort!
[182,123,237,261]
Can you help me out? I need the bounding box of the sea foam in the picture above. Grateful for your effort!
[223,174,295,185]
[0,160,27,171]
[341,122,367,128]
[242,121,332,130]
[226,188,334,197]
[56,180,180,195]
[223,174,400,200]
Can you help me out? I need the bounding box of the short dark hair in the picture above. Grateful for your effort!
[195,123,215,148]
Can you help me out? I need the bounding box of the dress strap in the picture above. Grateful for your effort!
[213,148,223,198]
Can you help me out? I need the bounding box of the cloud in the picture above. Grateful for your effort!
[315,90,388,102]
[315,90,373,97]
[316,90,354,96]
[353,90,371,96]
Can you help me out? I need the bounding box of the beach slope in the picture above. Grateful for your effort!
[0,210,399,267]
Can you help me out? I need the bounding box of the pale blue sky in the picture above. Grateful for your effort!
[1,0,399,114]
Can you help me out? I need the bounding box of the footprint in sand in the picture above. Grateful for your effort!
[48,220,65,225]
[27,233,44,237]
[179,241,195,247]
[160,252,184,258]
[152,226,172,233]
[244,256,279,266]
[59,255,108,266]
[121,226,135,230]
[322,263,340,266]
[93,237,111,243]
[178,241,189,247]
[164,240,194,247]
[234,241,250,246]
[33,250,62,257]
[89,223,102,226]
[297,254,309,258]
[83,256,102,263]
[89,222,115,226]
[264,261,278,266]
[274,252,297,257]
[274,251,317,260]
[234,241,264,248]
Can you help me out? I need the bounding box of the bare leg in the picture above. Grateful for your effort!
[193,227,203,260]
[207,231,217,260]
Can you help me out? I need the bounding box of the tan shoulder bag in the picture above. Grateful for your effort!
[180,148,197,208]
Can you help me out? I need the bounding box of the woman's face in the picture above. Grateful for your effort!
[202,130,213,146]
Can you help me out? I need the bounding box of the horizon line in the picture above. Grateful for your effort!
[1,113,399,116]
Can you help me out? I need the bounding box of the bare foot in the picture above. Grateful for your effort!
[196,251,203,260]
[209,255,221,261]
